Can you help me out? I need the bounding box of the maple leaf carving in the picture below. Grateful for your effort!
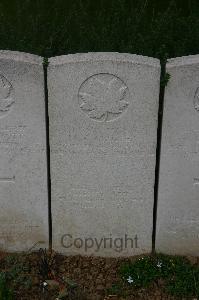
[79,74,129,121]
[0,74,14,114]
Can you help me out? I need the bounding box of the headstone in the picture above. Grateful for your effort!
[156,55,199,256]
[48,53,160,256]
[0,51,48,251]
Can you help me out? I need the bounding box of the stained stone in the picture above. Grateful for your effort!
[48,52,160,256]
[0,51,48,251]
[156,55,199,256]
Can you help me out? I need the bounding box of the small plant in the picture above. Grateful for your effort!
[38,248,56,280]
[160,72,171,87]
[43,57,49,67]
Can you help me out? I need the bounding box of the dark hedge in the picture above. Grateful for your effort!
[0,0,198,59]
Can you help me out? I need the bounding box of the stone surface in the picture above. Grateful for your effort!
[0,51,48,251]
[156,55,199,256]
[48,52,160,256]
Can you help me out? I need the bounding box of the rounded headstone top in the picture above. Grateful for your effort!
[0,50,43,65]
[167,54,199,68]
[48,52,160,67]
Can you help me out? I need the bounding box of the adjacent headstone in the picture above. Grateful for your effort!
[0,51,48,251]
[156,55,199,256]
[48,53,160,256]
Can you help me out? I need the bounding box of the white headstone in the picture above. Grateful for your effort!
[156,55,199,256]
[0,51,48,251]
[48,53,160,256]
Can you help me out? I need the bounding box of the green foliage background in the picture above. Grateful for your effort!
[0,0,199,59]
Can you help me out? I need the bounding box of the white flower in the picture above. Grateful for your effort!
[157,261,162,268]
[43,282,48,287]
[127,276,134,284]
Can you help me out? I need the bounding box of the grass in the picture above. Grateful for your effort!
[0,254,32,300]
[0,0,198,60]
[0,273,13,300]
[0,251,199,299]
[119,253,199,298]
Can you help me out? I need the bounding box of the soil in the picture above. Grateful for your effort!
[0,250,198,300]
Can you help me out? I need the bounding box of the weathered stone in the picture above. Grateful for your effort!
[0,51,48,251]
[48,52,160,256]
[156,55,199,256]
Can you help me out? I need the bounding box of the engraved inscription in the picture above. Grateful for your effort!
[193,178,199,186]
[0,74,14,118]
[78,73,129,122]
[194,87,199,111]
[0,176,15,183]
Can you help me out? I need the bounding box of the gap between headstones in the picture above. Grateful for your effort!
[43,57,52,251]
[152,60,167,254]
